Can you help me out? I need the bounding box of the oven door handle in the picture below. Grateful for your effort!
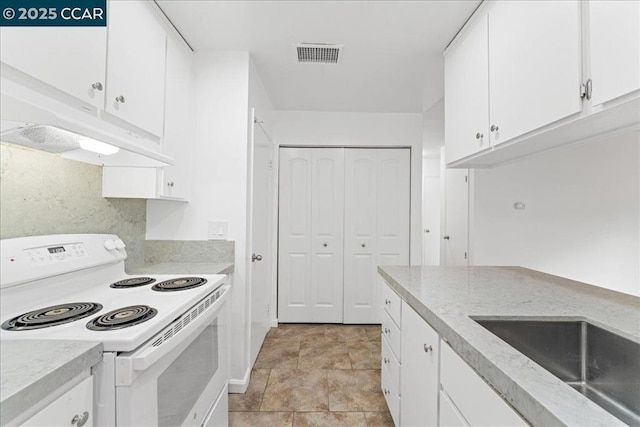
[130,285,229,371]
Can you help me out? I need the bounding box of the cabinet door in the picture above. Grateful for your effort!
[488,1,582,144]
[105,0,167,137]
[22,376,93,427]
[278,148,345,323]
[588,1,640,107]
[0,27,106,109]
[160,35,193,200]
[401,301,439,427]
[445,13,490,164]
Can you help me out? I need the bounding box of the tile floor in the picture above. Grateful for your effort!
[229,324,394,427]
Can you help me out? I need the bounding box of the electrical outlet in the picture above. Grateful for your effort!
[208,221,228,240]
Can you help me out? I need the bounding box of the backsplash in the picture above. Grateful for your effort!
[0,143,147,262]
[1,143,235,268]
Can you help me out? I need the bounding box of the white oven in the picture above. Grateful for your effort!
[113,285,230,427]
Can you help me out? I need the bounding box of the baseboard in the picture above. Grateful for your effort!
[269,318,278,328]
[228,369,251,394]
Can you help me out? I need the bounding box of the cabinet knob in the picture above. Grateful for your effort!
[490,124,499,132]
[115,95,126,103]
[383,357,389,364]
[71,412,89,427]
[443,236,450,240]
[361,243,366,248]
[383,388,390,396]
[424,344,433,353]
[167,181,175,187]
[91,82,103,91]
[385,299,391,305]
[475,132,483,140]
[323,243,328,247]
[384,328,391,334]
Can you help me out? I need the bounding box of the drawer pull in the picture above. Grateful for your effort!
[71,412,89,427]
[424,344,433,353]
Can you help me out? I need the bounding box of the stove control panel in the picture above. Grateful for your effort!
[25,243,88,265]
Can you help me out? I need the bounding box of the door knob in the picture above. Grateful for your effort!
[490,124,499,132]
[424,344,433,353]
[252,253,263,262]
[115,95,126,103]
[475,132,483,140]
[443,236,450,240]
[91,82,103,91]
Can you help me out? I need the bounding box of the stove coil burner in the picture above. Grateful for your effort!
[110,277,156,289]
[152,277,208,292]
[2,302,103,331]
[86,305,157,331]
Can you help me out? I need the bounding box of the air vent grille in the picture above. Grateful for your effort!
[296,43,343,64]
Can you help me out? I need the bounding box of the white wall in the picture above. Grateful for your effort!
[275,110,423,264]
[145,50,252,384]
[471,132,640,296]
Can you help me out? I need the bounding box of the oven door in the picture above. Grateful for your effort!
[114,285,229,427]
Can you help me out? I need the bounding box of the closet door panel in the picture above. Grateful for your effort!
[278,148,313,322]
[344,150,378,323]
[310,149,344,322]
[377,150,411,258]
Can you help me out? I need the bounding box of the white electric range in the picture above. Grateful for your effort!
[0,234,230,427]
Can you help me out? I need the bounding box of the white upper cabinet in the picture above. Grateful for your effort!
[105,0,167,137]
[588,0,640,107]
[488,0,582,145]
[444,13,490,165]
[444,0,639,167]
[0,27,107,109]
[160,35,193,200]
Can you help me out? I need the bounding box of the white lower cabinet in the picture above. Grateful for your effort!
[380,276,529,427]
[21,375,93,427]
[400,301,439,427]
[440,342,528,427]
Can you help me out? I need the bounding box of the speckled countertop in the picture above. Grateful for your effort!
[378,266,640,427]
[127,262,234,275]
[0,340,103,425]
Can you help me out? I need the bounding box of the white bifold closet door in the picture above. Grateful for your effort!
[278,147,410,324]
[343,149,410,323]
[278,148,345,323]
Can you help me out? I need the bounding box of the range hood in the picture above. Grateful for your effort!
[0,76,174,167]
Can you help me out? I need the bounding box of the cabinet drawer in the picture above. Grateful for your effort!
[382,310,401,361]
[439,389,469,427]
[22,375,93,427]
[441,342,528,426]
[381,333,400,393]
[382,280,401,327]
[381,364,400,427]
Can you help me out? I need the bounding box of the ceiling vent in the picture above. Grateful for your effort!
[295,43,343,64]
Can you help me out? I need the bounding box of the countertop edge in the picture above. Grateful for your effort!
[127,262,234,276]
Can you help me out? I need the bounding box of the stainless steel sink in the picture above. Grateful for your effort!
[475,319,640,426]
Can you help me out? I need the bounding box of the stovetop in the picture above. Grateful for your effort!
[0,234,227,352]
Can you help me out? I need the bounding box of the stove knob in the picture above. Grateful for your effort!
[104,239,117,251]
[114,239,126,250]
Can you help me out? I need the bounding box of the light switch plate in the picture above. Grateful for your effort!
[208,221,228,240]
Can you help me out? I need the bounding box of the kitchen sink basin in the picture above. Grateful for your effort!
[474,319,640,426]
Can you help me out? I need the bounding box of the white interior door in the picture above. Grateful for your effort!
[442,169,469,266]
[423,175,441,265]
[344,149,410,324]
[278,148,344,323]
[249,121,273,366]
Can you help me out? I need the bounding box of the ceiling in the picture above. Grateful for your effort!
[156,1,480,113]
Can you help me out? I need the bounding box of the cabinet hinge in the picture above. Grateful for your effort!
[268,160,273,171]
[465,175,468,183]
[580,83,586,99]
[464,252,468,260]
